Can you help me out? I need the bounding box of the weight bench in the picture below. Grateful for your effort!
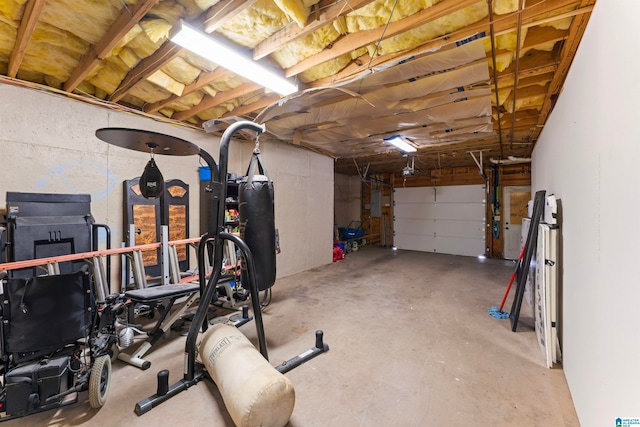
[118,284,201,370]
[117,282,254,370]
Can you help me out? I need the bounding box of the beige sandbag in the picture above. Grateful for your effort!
[199,324,295,427]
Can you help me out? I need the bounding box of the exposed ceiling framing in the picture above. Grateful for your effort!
[0,0,596,176]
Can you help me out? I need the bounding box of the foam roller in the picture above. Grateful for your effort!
[199,324,295,427]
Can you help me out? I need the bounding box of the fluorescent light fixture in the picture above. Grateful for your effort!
[170,21,298,96]
[385,135,417,153]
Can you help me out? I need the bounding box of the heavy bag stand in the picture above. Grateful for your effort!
[96,121,328,416]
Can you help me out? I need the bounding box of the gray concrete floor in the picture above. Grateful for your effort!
[4,247,579,426]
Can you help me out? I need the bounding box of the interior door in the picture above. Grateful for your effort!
[503,186,531,259]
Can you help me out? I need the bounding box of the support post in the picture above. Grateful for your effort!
[160,225,170,286]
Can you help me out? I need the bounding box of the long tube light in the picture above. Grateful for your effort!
[170,21,298,96]
[385,135,417,153]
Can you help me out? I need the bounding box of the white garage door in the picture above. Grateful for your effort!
[394,185,486,256]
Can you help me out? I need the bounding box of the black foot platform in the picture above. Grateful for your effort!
[134,330,329,416]
[276,330,330,374]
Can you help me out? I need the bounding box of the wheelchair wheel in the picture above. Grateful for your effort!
[89,355,112,408]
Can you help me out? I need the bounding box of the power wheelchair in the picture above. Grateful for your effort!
[0,269,119,422]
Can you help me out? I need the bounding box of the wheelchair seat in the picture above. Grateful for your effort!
[0,270,113,421]
[2,270,92,361]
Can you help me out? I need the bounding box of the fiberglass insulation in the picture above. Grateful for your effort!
[0,0,570,120]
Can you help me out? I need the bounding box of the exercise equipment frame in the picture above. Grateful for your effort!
[96,121,328,416]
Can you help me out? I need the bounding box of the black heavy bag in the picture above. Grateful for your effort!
[239,152,276,291]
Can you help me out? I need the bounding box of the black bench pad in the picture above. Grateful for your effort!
[125,284,200,303]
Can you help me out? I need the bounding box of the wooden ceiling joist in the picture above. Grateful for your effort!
[173,82,262,121]
[109,0,253,103]
[109,42,182,102]
[8,0,46,78]
[498,110,541,123]
[63,0,159,92]
[496,116,539,128]
[521,25,568,51]
[308,0,586,88]
[253,0,378,60]
[499,123,538,134]
[504,82,548,101]
[144,67,231,113]
[200,0,258,33]
[308,53,373,88]
[222,94,281,118]
[284,0,477,78]
[498,47,562,80]
[492,26,568,58]
[497,62,557,84]
[506,72,554,89]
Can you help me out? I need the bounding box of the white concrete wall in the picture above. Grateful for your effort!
[334,173,361,229]
[258,140,334,277]
[531,1,640,425]
[0,83,332,286]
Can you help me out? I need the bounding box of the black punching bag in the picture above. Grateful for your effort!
[239,152,276,291]
[139,158,164,199]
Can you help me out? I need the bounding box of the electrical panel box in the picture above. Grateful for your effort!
[370,189,381,218]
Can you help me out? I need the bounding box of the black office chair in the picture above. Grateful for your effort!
[0,269,115,421]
